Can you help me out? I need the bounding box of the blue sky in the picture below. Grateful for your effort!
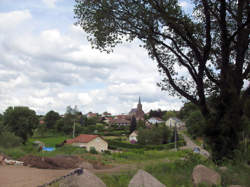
[0,0,193,115]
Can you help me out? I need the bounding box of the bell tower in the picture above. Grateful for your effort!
[137,96,142,111]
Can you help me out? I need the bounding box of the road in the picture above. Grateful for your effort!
[180,132,210,158]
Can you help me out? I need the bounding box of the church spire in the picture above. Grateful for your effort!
[138,96,141,105]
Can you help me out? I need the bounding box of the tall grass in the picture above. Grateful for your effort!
[98,171,136,187]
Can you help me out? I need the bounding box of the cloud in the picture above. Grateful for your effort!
[42,0,60,8]
[0,10,31,32]
[0,8,184,115]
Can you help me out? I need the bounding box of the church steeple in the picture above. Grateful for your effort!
[137,96,142,111]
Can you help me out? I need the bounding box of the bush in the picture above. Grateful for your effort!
[103,150,111,155]
[0,131,22,148]
[89,147,98,154]
[107,139,186,151]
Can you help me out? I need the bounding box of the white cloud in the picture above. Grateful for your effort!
[0,8,184,115]
[42,0,60,8]
[0,10,31,31]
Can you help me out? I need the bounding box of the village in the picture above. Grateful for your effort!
[0,97,244,187]
[0,0,249,186]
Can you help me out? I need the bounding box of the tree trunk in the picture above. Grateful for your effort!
[204,89,243,162]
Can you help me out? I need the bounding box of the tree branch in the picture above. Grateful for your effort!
[152,37,198,83]
[149,40,199,105]
[202,0,211,62]
[243,63,250,79]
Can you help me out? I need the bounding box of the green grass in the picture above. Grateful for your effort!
[29,136,68,147]
[110,149,190,164]
[98,171,136,187]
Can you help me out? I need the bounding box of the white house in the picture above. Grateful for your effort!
[129,131,138,142]
[66,134,108,152]
[165,117,185,128]
[148,117,165,125]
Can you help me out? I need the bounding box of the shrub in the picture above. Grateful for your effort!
[103,150,111,155]
[0,131,22,148]
[89,147,98,154]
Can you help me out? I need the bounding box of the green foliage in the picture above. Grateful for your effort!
[179,102,199,120]
[103,150,111,155]
[85,117,100,126]
[163,110,178,121]
[44,110,60,129]
[137,126,171,145]
[3,106,39,143]
[145,152,210,187]
[0,131,22,148]
[107,139,185,151]
[148,109,166,119]
[89,147,98,154]
[129,116,136,133]
[30,136,68,147]
[55,115,74,135]
[99,171,135,187]
[186,110,206,139]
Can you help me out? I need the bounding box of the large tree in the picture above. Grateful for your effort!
[44,110,60,129]
[74,0,250,161]
[3,106,39,144]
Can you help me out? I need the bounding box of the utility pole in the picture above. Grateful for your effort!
[174,122,177,151]
[73,119,75,138]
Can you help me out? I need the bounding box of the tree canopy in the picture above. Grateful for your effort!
[74,0,249,161]
[3,106,39,144]
[44,110,60,129]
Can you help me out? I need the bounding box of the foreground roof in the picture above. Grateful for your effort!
[66,134,99,144]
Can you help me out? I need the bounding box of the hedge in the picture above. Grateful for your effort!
[107,140,186,150]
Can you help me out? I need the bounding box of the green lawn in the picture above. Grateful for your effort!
[29,136,68,147]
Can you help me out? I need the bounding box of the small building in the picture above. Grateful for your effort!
[66,134,108,152]
[148,117,165,125]
[110,118,130,126]
[129,131,138,143]
[165,117,185,128]
[102,112,112,117]
[103,116,113,124]
[87,112,98,118]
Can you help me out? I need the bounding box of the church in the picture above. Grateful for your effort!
[129,97,145,121]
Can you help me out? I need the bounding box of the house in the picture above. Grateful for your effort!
[102,112,111,117]
[103,116,113,124]
[165,117,185,128]
[39,120,45,125]
[129,131,138,143]
[114,114,130,120]
[87,112,98,118]
[148,117,165,124]
[66,134,108,152]
[110,118,130,126]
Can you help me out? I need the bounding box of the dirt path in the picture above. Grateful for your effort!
[0,165,71,187]
[180,132,210,158]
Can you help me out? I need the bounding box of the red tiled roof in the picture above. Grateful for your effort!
[66,134,99,144]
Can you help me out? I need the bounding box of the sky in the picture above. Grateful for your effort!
[0,0,193,115]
